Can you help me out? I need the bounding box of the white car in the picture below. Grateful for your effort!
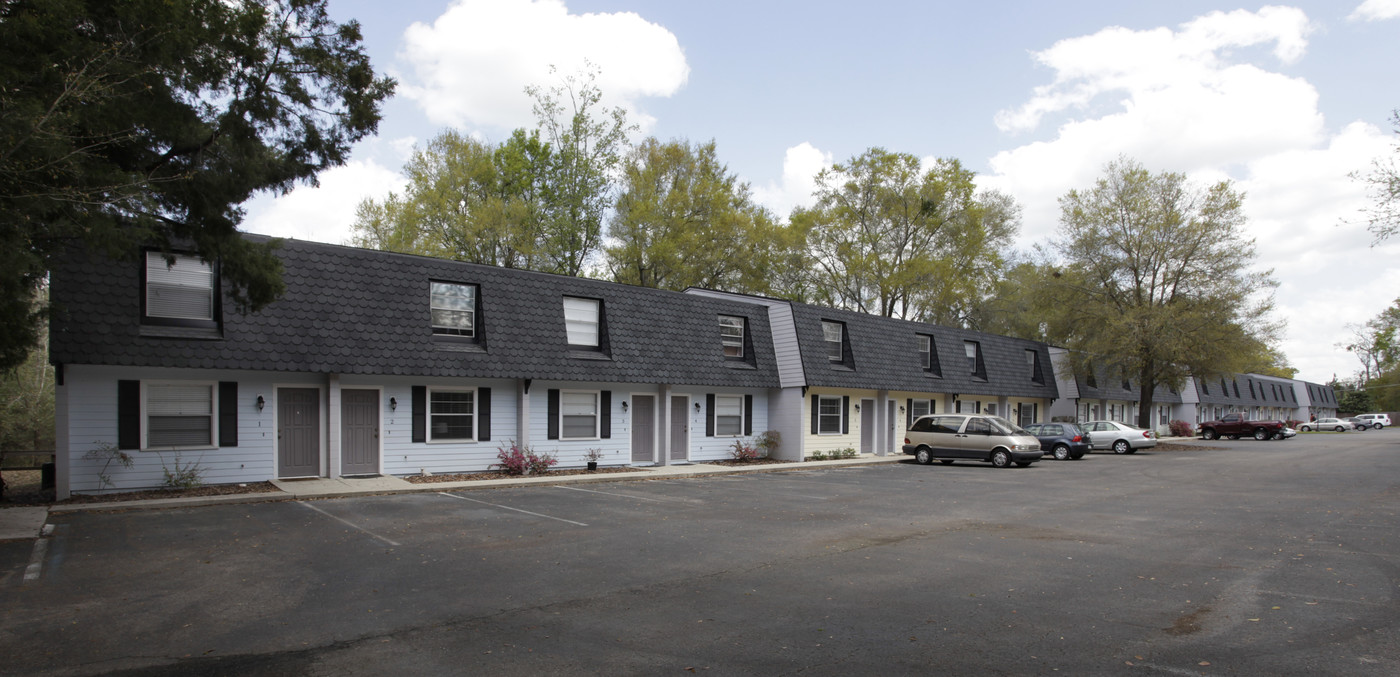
[1299,418,1355,432]
[1356,413,1391,429]
[1081,420,1158,454]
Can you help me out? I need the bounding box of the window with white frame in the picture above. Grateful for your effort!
[919,335,932,370]
[911,398,933,419]
[431,282,475,336]
[719,315,744,358]
[145,252,215,323]
[1019,403,1038,427]
[955,399,981,414]
[563,297,600,347]
[714,394,743,436]
[561,391,599,439]
[429,388,475,441]
[145,383,214,448]
[817,395,843,434]
[822,321,843,361]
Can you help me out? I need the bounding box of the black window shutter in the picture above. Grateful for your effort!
[600,390,611,439]
[411,386,426,443]
[547,389,560,440]
[841,396,850,434]
[810,394,819,434]
[218,381,238,447]
[906,398,913,428]
[478,387,491,441]
[705,394,715,437]
[744,395,753,436]
[117,380,140,450]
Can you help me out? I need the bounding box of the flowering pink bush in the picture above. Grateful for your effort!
[493,443,558,476]
[730,440,759,462]
[1168,420,1194,437]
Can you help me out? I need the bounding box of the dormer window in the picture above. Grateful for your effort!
[719,315,744,358]
[919,335,931,369]
[965,341,985,380]
[1027,349,1044,384]
[822,321,844,362]
[431,282,476,337]
[144,251,217,327]
[563,297,601,347]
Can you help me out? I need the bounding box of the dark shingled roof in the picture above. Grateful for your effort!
[50,237,781,388]
[786,302,1059,399]
[1196,373,1295,409]
[1073,363,1184,405]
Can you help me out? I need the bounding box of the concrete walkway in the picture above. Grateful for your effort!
[37,455,907,518]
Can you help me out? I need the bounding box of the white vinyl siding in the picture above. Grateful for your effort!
[428,388,475,441]
[145,252,213,321]
[714,394,743,436]
[719,315,744,357]
[561,391,599,439]
[145,382,214,448]
[430,282,475,336]
[563,297,600,347]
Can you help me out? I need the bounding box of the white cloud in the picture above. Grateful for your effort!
[751,142,833,218]
[1349,0,1400,22]
[397,0,688,134]
[984,6,1398,382]
[242,160,408,245]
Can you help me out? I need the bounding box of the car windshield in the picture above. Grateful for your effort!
[987,416,1029,436]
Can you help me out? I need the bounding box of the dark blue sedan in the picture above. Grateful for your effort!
[1022,423,1090,460]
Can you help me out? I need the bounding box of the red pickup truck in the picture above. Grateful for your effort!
[1198,413,1287,441]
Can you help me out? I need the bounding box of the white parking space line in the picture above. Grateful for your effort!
[299,501,402,547]
[22,536,49,583]
[438,492,588,527]
[556,485,680,503]
[710,477,829,500]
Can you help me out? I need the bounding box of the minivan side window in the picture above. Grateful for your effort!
[931,416,963,434]
[910,417,935,433]
[965,418,991,435]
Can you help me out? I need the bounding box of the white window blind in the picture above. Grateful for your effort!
[561,392,598,438]
[147,384,213,447]
[146,252,213,320]
[563,297,600,346]
[431,282,475,336]
[719,316,744,357]
[715,395,743,436]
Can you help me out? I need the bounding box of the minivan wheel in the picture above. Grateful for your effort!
[991,449,1012,468]
[1052,444,1071,461]
[1112,440,1131,454]
[915,447,934,465]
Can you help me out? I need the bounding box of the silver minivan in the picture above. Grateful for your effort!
[902,414,1044,468]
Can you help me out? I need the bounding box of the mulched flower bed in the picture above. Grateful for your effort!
[404,466,648,483]
[0,469,281,506]
[707,458,794,467]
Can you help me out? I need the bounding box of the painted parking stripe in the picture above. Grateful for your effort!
[298,501,402,547]
[22,534,50,583]
[556,485,676,502]
[438,492,588,526]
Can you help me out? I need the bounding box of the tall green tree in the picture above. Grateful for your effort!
[606,138,778,292]
[1047,157,1281,429]
[527,64,635,276]
[0,0,394,370]
[794,148,1018,322]
[1355,110,1400,245]
[351,130,550,268]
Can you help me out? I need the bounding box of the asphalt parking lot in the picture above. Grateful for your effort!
[3,430,1399,676]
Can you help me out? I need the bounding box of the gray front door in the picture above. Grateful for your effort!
[860,399,875,454]
[278,388,320,478]
[670,395,689,461]
[341,389,379,476]
[632,394,655,463]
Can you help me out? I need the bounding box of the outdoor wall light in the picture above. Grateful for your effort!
[694,401,702,412]
[621,400,629,412]
[854,403,861,412]
[389,396,397,411]
[256,395,265,412]
[899,405,905,414]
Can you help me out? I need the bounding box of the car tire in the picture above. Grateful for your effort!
[915,447,934,465]
[1052,444,1071,461]
[991,449,1012,468]
[1227,434,1239,440]
[1375,424,1385,430]
[1253,428,1269,441]
[1202,428,1218,440]
[1335,425,1345,432]
[1112,440,1130,454]
[939,459,954,465]
[1300,425,1312,432]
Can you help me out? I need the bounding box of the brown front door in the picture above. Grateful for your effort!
[631,394,655,464]
[278,388,320,478]
[341,389,380,476]
[670,395,689,461]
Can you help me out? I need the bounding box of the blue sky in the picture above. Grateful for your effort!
[243,0,1400,383]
